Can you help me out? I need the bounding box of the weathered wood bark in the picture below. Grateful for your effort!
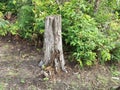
[39,15,67,73]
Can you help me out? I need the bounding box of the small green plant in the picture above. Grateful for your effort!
[0,12,4,18]
[110,65,120,76]
[0,83,5,90]
[111,48,120,62]
[20,79,25,84]
[43,77,49,81]
[0,19,10,36]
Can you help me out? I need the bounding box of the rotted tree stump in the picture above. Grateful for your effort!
[39,15,67,73]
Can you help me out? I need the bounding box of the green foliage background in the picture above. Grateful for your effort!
[0,0,120,67]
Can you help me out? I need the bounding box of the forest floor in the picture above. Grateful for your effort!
[0,36,120,90]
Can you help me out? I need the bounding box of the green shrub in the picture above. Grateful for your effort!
[109,20,120,62]
[61,1,111,66]
[1,0,120,67]
[17,4,34,38]
[16,0,120,66]
[111,43,120,62]
[0,18,10,36]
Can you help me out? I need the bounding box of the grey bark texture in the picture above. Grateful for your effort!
[39,15,67,73]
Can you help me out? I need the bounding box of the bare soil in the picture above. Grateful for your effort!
[0,36,120,90]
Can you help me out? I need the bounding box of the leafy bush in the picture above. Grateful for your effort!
[111,43,120,62]
[1,0,120,67]
[0,18,9,36]
[61,1,109,66]
[108,20,120,62]
[92,0,120,63]
[17,4,34,38]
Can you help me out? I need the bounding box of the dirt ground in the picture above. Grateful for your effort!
[0,36,120,90]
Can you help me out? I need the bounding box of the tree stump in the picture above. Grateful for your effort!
[39,15,67,73]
